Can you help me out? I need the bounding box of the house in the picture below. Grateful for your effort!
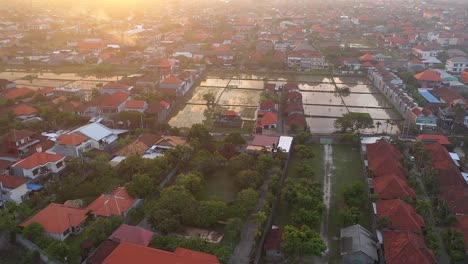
[86,187,139,218]
[340,224,378,264]
[259,99,278,113]
[84,239,119,264]
[109,224,154,246]
[11,152,66,180]
[383,231,436,264]
[0,174,29,204]
[99,91,131,116]
[412,45,440,60]
[3,87,34,101]
[102,242,220,264]
[114,133,162,158]
[445,57,468,74]
[143,136,187,159]
[407,59,425,72]
[366,140,406,179]
[12,104,38,120]
[20,203,88,241]
[376,199,424,232]
[285,91,302,104]
[359,53,377,64]
[0,79,16,90]
[159,76,189,96]
[257,112,278,130]
[3,129,39,155]
[249,135,279,152]
[54,86,86,101]
[414,70,442,88]
[264,226,283,262]
[123,100,147,113]
[373,173,416,200]
[214,111,243,128]
[284,103,304,116]
[416,134,451,145]
[71,122,127,149]
[447,49,467,58]
[286,113,307,131]
[51,133,94,157]
[102,83,133,95]
[287,50,327,70]
[454,215,468,254]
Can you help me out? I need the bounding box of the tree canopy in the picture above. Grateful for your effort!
[334,112,374,133]
[282,225,326,258]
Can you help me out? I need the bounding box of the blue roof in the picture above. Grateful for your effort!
[27,183,43,191]
[418,89,441,103]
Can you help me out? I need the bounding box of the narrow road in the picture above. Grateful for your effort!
[312,144,334,264]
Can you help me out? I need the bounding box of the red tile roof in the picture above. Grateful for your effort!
[383,231,436,264]
[86,187,136,217]
[286,113,307,128]
[223,110,238,116]
[430,87,466,104]
[3,87,34,100]
[361,61,374,67]
[20,203,88,234]
[414,70,441,82]
[161,76,183,85]
[359,53,377,61]
[13,104,38,116]
[35,87,54,96]
[0,174,28,189]
[377,199,424,231]
[264,228,282,251]
[286,91,302,100]
[439,186,468,215]
[13,152,64,169]
[423,143,466,187]
[374,173,416,200]
[124,100,146,109]
[260,99,276,110]
[416,134,450,145]
[367,141,406,179]
[283,83,300,91]
[99,91,130,108]
[86,240,120,264]
[109,224,154,246]
[102,242,220,264]
[58,133,89,146]
[260,112,278,125]
[251,135,279,147]
[3,129,35,142]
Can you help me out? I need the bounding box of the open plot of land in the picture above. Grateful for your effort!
[15,78,72,88]
[36,72,83,80]
[200,78,230,87]
[168,104,208,128]
[299,83,336,92]
[304,105,348,118]
[301,91,344,106]
[217,89,262,106]
[328,144,371,263]
[295,75,333,83]
[81,75,122,82]
[342,93,392,108]
[0,71,34,80]
[188,86,225,104]
[214,106,258,120]
[227,79,264,89]
[348,107,401,120]
[306,117,338,133]
[65,80,110,91]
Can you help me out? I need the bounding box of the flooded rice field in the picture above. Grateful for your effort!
[167,74,402,133]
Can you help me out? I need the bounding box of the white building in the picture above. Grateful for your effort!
[445,57,468,74]
[0,174,29,204]
[12,152,66,180]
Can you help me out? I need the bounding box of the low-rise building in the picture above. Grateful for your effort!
[3,130,39,156]
[445,56,468,74]
[340,224,378,264]
[12,152,66,180]
[52,133,94,157]
[0,174,29,204]
[86,187,140,218]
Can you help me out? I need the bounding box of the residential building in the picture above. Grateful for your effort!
[340,224,378,264]
[3,130,39,155]
[376,199,425,232]
[99,91,131,116]
[12,104,38,120]
[54,86,86,100]
[102,242,220,264]
[102,83,133,95]
[414,70,442,88]
[373,173,416,200]
[51,133,94,157]
[3,87,34,101]
[159,76,190,97]
[0,79,16,90]
[12,152,66,180]
[383,231,436,264]
[109,224,154,246]
[142,136,187,159]
[86,187,140,218]
[145,100,172,123]
[0,174,29,204]
[20,203,88,241]
[445,57,468,74]
[412,45,440,60]
[71,122,127,149]
[287,50,327,70]
[123,100,148,112]
[264,226,283,262]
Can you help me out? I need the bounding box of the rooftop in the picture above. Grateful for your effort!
[109,224,154,246]
[13,152,64,170]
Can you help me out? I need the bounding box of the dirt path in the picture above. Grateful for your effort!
[320,144,334,262]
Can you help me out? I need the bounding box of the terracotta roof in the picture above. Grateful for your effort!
[0,174,28,189]
[377,199,424,231]
[13,104,38,116]
[439,186,468,215]
[35,87,54,95]
[367,140,406,178]
[155,136,186,148]
[20,203,88,234]
[416,134,450,145]
[13,152,64,169]
[86,187,136,217]
[86,239,119,264]
[423,143,466,188]
[0,160,14,172]
[430,87,466,104]
[260,112,278,125]
[138,133,162,147]
[359,53,377,61]
[286,113,307,127]
[161,76,183,85]
[99,91,130,108]
[414,70,441,82]
[124,100,146,109]
[286,91,302,100]
[160,100,170,108]
[102,242,220,264]
[374,173,416,200]
[264,228,282,251]
[361,61,374,67]
[383,231,436,264]
[158,58,173,68]
[283,83,300,91]
[109,224,154,246]
[3,129,35,142]
[58,133,89,146]
[260,99,276,111]
[251,135,279,147]
[103,83,132,90]
[3,87,34,100]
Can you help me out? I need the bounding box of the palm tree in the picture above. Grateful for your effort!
[376,121,382,134]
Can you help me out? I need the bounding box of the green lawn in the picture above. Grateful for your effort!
[274,143,324,227]
[328,144,371,263]
[200,168,238,203]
